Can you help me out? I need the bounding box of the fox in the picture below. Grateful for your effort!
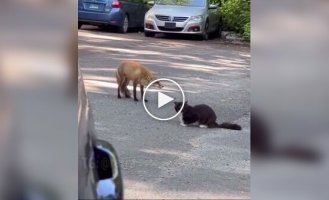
[116,61,163,102]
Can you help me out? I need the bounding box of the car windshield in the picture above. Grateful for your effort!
[156,0,205,7]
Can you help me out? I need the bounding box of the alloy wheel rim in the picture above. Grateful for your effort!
[123,17,128,33]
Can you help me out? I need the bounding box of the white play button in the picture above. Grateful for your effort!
[143,78,185,121]
[158,92,174,108]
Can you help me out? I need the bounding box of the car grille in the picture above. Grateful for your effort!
[155,15,170,21]
[155,15,189,22]
[173,17,188,22]
[158,26,184,32]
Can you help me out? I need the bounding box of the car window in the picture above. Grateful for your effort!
[156,0,205,7]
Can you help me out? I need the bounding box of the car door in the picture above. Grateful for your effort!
[78,69,97,200]
[78,68,123,200]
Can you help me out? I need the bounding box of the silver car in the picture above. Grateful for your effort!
[144,0,221,40]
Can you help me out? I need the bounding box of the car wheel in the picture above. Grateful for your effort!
[118,15,129,33]
[78,22,83,29]
[144,31,155,37]
[201,21,209,40]
[212,23,221,39]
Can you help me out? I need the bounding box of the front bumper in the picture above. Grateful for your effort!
[144,17,206,34]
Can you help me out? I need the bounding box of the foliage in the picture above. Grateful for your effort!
[243,22,250,41]
[211,0,250,41]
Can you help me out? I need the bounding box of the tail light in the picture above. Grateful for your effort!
[112,0,122,8]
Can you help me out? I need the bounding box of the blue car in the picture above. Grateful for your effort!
[78,0,148,33]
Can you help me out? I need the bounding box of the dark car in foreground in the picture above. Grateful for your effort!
[78,0,147,33]
[79,69,123,199]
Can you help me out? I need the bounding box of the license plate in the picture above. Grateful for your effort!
[165,22,176,29]
[89,4,99,9]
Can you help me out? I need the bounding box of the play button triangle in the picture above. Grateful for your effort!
[158,92,174,108]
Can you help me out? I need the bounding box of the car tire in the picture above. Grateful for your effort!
[201,21,209,40]
[118,15,129,34]
[78,22,83,29]
[144,31,155,37]
[212,24,220,39]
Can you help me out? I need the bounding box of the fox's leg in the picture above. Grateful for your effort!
[117,80,122,99]
[116,74,121,98]
[119,77,130,98]
[119,78,126,93]
[133,81,138,101]
[140,85,148,102]
[117,87,121,98]
[124,88,131,98]
[123,79,131,98]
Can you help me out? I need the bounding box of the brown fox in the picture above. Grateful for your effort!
[116,61,163,102]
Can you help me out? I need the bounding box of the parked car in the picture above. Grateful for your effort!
[78,0,148,33]
[144,0,221,39]
[78,68,123,199]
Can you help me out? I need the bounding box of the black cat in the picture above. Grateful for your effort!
[174,101,241,130]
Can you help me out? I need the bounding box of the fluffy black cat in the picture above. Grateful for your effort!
[174,101,241,130]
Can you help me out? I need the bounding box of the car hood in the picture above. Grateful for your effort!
[151,5,206,17]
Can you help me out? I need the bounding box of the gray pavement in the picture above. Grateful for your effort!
[79,26,250,199]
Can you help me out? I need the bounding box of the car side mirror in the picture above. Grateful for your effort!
[94,140,123,199]
[147,0,154,6]
[209,4,218,9]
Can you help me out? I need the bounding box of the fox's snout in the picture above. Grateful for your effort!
[156,81,164,89]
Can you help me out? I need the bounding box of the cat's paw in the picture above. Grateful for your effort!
[199,125,208,128]
[180,123,187,127]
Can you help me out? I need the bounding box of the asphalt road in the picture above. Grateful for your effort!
[79,26,250,199]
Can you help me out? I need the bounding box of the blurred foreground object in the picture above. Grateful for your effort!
[78,69,123,199]
[252,0,329,199]
[0,0,77,199]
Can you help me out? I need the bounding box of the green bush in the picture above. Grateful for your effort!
[217,0,250,41]
[243,22,250,41]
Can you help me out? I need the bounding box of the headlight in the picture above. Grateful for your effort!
[145,12,154,20]
[190,15,204,22]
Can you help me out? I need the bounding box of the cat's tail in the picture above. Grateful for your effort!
[211,122,242,130]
